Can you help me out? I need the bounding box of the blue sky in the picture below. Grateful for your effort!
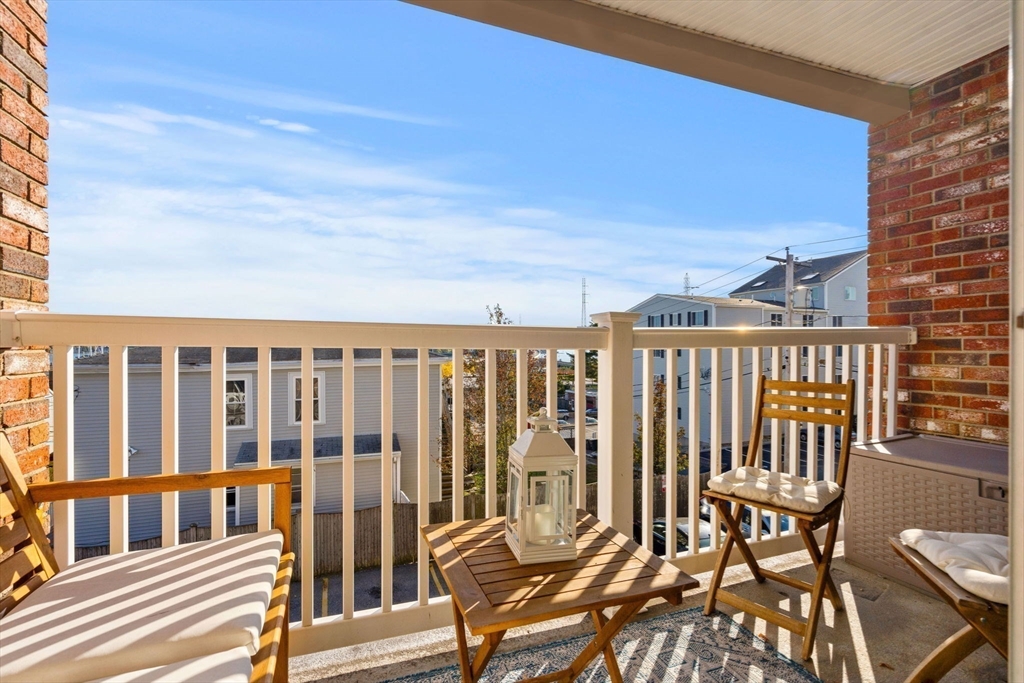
[48,1,867,325]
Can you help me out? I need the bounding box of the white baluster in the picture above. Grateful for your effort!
[109,345,128,554]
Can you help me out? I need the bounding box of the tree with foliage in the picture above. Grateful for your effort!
[440,304,547,496]
[633,377,687,475]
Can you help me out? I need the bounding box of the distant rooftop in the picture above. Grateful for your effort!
[75,347,442,367]
[234,434,401,467]
[629,294,772,312]
[730,250,866,295]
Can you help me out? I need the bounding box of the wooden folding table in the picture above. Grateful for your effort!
[421,511,698,683]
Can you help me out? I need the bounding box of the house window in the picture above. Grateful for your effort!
[226,374,251,429]
[802,314,814,327]
[835,345,843,357]
[654,374,666,384]
[654,349,665,358]
[676,349,682,357]
[288,371,326,426]
[687,310,708,327]
[832,316,843,327]
[770,313,783,327]
[677,375,683,390]
[845,286,856,301]
[660,314,665,327]
[677,407,682,420]
[802,346,808,358]
[291,468,303,507]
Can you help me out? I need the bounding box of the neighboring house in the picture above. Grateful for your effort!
[628,295,777,452]
[729,249,868,328]
[72,348,443,547]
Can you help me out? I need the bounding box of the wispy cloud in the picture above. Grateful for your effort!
[96,65,446,126]
[49,103,861,325]
[248,116,316,134]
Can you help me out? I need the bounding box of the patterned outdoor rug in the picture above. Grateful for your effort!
[388,607,821,682]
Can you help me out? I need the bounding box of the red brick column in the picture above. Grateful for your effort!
[0,0,49,481]
[868,47,1009,444]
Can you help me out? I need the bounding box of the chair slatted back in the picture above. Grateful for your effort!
[745,375,857,489]
[0,432,58,617]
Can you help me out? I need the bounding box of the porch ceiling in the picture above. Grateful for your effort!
[405,0,1010,124]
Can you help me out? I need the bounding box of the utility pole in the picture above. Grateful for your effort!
[580,278,588,327]
[683,272,698,296]
[766,248,811,326]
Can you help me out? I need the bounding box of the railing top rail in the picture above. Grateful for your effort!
[633,326,917,348]
[0,311,610,350]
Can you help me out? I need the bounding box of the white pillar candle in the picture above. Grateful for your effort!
[533,504,556,538]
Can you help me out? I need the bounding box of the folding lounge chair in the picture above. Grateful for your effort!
[890,532,1008,683]
[703,375,856,660]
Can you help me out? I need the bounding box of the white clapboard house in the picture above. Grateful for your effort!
[72,347,443,547]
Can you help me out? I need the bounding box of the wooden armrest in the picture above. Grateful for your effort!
[889,537,994,612]
[27,468,293,503]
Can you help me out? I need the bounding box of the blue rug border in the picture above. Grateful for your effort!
[386,605,823,682]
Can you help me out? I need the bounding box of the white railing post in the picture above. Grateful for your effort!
[452,349,464,522]
[210,346,226,540]
[573,348,586,509]
[257,346,272,531]
[51,345,74,568]
[664,348,678,559]
[342,347,355,619]
[546,348,557,415]
[380,347,394,611]
[485,348,497,518]
[109,345,128,554]
[300,347,314,626]
[161,346,178,547]
[592,312,637,532]
[417,349,430,606]
[641,349,654,550]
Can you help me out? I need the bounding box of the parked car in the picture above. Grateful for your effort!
[585,417,598,425]
[698,497,789,536]
[585,408,598,417]
[633,517,712,556]
[799,426,855,451]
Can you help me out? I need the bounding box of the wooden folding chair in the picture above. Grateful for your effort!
[890,537,1007,683]
[703,375,855,660]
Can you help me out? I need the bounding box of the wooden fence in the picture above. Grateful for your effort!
[75,473,711,579]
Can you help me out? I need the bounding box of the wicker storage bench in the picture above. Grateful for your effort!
[845,434,1008,592]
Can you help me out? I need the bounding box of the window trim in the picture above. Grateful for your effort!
[225,373,252,431]
[287,370,327,426]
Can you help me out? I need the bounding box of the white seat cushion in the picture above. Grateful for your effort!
[0,530,282,683]
[707,466,843,514]
[900,529,1009,605]
[84,646,252,683]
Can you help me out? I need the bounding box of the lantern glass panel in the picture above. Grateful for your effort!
[528,473,571,547]
[507,466,521,542]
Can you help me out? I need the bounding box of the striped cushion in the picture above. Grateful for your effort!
[0,531,281,683]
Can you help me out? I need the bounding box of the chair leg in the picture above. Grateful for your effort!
[705,500,763,616]
[714,499,764,582]
[704,523,734,616]
[801,516,840,660]
[905,624,986,683]
[798,522,844,611]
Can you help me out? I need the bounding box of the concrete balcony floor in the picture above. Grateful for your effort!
[291,542,1006,683]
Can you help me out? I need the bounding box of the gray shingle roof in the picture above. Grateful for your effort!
[76,347,438,367]
[233,433,401,466]
[730,250,866,296]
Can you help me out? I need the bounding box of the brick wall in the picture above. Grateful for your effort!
[867,47,1009,444]
[0,0,49,481]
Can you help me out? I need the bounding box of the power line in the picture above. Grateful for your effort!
[787,234,868,249]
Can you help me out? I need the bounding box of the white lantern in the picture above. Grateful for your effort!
[505,407,578,564]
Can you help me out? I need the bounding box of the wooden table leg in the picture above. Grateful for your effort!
[452,600,474,682]
[564,601,645,681]
[471,630,506,680]
[591,610,623,683]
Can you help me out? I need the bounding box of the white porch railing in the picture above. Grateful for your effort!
[0,311,915,656]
